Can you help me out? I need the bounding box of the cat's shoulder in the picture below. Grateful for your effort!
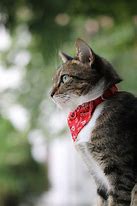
[97,91,137,133]
[107,90,137,106]
[103,90,137,118]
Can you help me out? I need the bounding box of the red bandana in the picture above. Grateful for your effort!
[67,85,118,142]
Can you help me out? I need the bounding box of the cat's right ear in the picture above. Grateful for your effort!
[75,38,94,65]
[59,51,73,63]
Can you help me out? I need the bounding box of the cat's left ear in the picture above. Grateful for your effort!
[75,38,94,65]
[59,51,73,63]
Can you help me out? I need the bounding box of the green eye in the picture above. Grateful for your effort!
[61,74,71,83]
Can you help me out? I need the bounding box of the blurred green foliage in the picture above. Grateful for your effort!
[0,0,137,206]
[0,117,49,206]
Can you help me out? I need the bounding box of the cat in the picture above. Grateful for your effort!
[50,38,137,206]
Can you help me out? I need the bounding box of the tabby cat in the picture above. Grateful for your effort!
[50,39,137,206]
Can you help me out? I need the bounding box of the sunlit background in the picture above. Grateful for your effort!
[0,0,137,206]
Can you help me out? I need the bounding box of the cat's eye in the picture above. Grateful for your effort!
[61,74,71,83]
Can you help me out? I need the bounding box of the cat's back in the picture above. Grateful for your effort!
[93,90,137,170]
[96,91,137,140]
[103,91,137,129]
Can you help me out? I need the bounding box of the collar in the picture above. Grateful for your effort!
[67,85,118,142]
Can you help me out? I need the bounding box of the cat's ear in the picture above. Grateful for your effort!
[75,38,94,65]
[59,51,73,63]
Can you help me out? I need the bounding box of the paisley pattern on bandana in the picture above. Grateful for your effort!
[67,85,118,142]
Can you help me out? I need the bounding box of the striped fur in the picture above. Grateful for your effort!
[51,39,137,206]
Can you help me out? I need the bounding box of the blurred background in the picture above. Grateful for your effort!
[0,0,137,206]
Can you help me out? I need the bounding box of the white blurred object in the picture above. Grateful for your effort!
[48,110,67,134]
[37,137,97,206]
[0,25,11,51]
[6,104,30,131]
[13,50,31,67]
[16,24,32,48]
[28,129,47,163]
[40,98,67,135]
[0,66,24,91]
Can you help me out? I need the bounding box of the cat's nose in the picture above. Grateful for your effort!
[50,87,58,98]
[50,89,55,98]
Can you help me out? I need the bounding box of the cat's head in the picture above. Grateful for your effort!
[50,39,122,110]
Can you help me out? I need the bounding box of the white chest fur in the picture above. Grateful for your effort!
[76,102,105,144]
[74,102,110,191]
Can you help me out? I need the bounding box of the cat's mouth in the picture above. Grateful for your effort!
[51,94,71,108]
[52,93,85,111]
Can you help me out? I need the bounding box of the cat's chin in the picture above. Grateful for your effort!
[52,98,78,115]
[51,97,72,112]
[53,96,93,115]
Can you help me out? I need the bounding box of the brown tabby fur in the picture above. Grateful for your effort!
[50,39,137,206]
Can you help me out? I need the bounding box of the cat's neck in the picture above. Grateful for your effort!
[65,81,118,116]
[78,79,105,103]
[64,79,105,115]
